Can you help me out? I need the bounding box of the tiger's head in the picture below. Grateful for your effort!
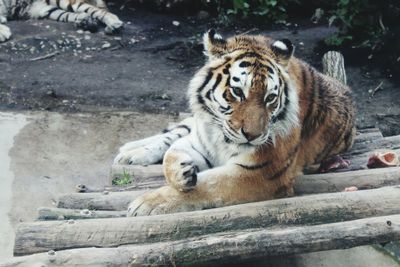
[189,30,300,146]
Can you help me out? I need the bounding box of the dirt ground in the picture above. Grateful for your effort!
[0,7,399,135]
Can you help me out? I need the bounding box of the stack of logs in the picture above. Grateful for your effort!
[1,128,400,266]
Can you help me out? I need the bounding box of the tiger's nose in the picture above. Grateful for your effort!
[241,128,260,142]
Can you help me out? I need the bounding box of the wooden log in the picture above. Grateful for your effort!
[5,215,400,267]
[57,190,148,211]
[294,167,400,194]
[15,186,400,255]
[322,51,347,84]
[37,207,126,221]
[353,128,383,143]
[344,134,400,157]
[58,167,400,211]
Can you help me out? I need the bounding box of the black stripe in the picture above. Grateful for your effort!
[239,61,251,68]
[65,13,70,22]
[191,145,213,169]
[67,3,73,12]
[276,84,290,121]
[46,0,50,5]
[163,141,171,146]
[56,0,60,7]
[237,160,271,170]
[301,65,316,138]
[268,144,300,179]
[197,71,213,93]
[206,73,222,100]
[56,11,66,21]
[46,7,59,18]
[90,9,100,17]
[223,64,230,74]
[76,2,83,10]
[235,52,262,61]
[174,125,191,134]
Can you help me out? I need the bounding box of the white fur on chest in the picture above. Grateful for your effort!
[191,116,254,167]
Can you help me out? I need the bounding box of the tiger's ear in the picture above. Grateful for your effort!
[271,39,294,66]
[203,29,228,60]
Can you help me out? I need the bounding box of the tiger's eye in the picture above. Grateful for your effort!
[265,93,277,103]
[231,87,244,98]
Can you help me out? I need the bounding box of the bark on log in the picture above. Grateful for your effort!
[15,186,400,255]
[322,51,347,84]
[5,215,400,267]
[294,167,400,194]
[37,207,126,220]
[344,134,400,157]
[57,190,148,210]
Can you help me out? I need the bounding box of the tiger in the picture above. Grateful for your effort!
[0,0,123,42]
[114,29,356,216]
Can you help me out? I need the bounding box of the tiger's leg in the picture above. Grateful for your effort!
[0,16,11,42]
[29,0,122,33]
[162,136,213,192]
[127,162,296,216]
[114,117,194,165]
[29,1,93,26]
[70,0,123,32]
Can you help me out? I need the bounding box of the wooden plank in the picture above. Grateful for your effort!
[37,207,126,221]
[5,215,400,266]
[57,190,148,211]
[15,186,400,255]
[295,167,400,194]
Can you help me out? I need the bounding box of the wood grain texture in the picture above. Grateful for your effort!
[15,186,400,256]
[6,215,400,266]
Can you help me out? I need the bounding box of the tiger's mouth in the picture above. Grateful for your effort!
[222,122,271,147]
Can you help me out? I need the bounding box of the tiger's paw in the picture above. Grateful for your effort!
[77,17,99,33]
[0,24,11,43]
[127,186,202,216]
[164,152,198,192]
[114,146,162,165]
[103,14,123,34]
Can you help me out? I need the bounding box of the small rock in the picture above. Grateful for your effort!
[76,30,84,34]
[101,42,111,49]
[84,35,91,40]
[172,20,180,26]
[46,89,57,98]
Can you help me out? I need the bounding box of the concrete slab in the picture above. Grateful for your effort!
[0,111,178,259]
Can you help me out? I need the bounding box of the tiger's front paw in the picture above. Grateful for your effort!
[77,16,99,33]
[103,14,123,34]
[114,146,162,165]
[164,151,198,192]
[0,24,11,43]
[127,186,202,216]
